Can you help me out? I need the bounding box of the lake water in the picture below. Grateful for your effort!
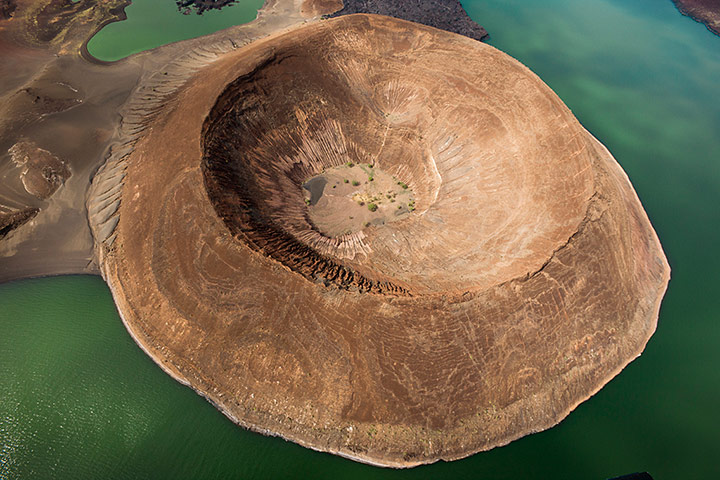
[2,0,719,478]
[85,0,265,61]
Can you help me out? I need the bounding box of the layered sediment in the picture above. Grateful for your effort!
[9,141,71,200]
[90,14,670,467]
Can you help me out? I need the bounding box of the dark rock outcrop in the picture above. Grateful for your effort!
[673,0,720,36]
[0,0,16,20]
[0,208,38,240]
[329,0,488,42]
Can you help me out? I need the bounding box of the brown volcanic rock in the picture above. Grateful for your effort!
[95,14,669,467]
[0,0,16,20]
[0,0,130,50]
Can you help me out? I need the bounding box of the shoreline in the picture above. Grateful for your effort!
[0,0,672,471]
[102,258,424,469]
[101,115,670,468]
[78,1,131,66]
[0,0,143,283]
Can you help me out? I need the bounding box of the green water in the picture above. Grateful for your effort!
[85,0,265,61]
[2,0,720,478]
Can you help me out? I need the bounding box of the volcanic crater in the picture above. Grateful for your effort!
[93,14,670,468]
[201,32,594,297]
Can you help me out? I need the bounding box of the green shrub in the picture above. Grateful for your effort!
[368,203,378,212]
[352,180,360,186]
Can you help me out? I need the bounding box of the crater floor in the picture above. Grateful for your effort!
[302,164,415,237]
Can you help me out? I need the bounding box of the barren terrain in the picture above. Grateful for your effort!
[0,0,137,280]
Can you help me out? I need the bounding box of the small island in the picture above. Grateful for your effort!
[176,0,237,15]
[90,13,669,467]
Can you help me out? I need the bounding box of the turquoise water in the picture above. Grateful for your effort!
[2,0,720,478]
[86,0,265,61]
